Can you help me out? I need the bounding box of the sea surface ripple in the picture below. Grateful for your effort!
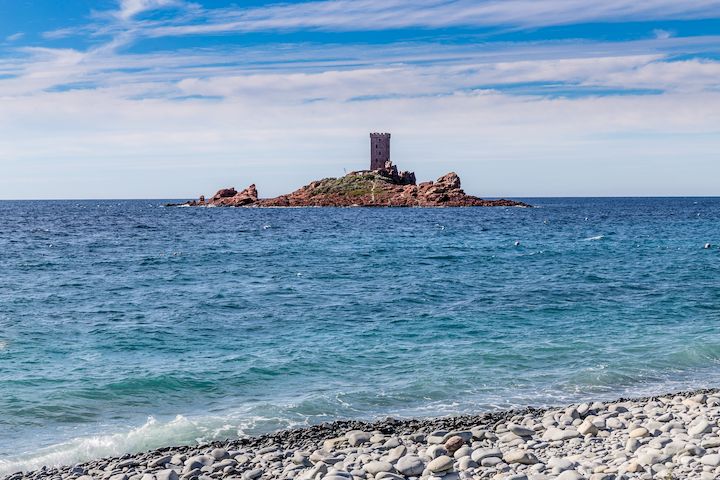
[0,198,719,473]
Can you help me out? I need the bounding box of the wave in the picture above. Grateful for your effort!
[0,415,235,476]
[582,235,605,241]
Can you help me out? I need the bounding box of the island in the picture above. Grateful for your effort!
[174,133,530,208]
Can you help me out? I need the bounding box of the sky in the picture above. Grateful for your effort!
[0,1,719,199]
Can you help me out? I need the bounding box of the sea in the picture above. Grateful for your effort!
[1,198,719,474]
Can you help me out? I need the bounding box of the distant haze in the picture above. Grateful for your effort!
[0,1,719,199]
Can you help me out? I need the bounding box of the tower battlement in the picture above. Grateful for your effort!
[370,132,391,170]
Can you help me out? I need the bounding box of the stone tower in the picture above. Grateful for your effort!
[370,133,390,170]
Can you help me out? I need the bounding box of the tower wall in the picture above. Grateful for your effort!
[370,133,391,170]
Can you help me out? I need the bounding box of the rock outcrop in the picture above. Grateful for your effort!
[185,184,258,207]
[174,166,529,208]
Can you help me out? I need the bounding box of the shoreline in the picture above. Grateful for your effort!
[5,387,720,480]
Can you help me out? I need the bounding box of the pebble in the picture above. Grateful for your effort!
[362,461,392,475]
[395,456,424,476]
[10,390,720,480]
[701,454,720,466]
[503,450,539,465]
[508,424,535,437]
[427,455,454,473]
[628,427,649,438]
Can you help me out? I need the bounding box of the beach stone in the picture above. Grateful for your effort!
[323,437,345,450]
[503,450,539,465]
[453,446,472,459]
[457,457,477,470]
[243,468,263,480]
[363,461,393,475]
[578,419,599,436]
[605,418,624,430]
[701,454,720,467]
[444,431,473,443]
[155,471,178,480]
[549,458,575,474]
[346,431,372,447]
[210,448,228,461]
[684,444,705,456]
[427,431,449,444]
[383,437,400,449]
[444,436,465,455]
[386,445,406,463]
[689,419,712,436]
[628,427,649,438]
[116,460,139,470]
[471,448,502,463]
[300,463,328,480]
[702,437,720,448]
[638,449,669,465]
[481,457,502,467]
[375,473,404,480]
[542,428,580,441]
[184,456,213,471]
[625,438,640,453]
[557,471,583,480]
[427,445,448,459]
[395,456,424,476]
[427,455,454,473]
[292,452,311,466]
[508,424,535,437]
[148,456,173,468]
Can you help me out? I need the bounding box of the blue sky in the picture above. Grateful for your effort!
[1,0,719,198]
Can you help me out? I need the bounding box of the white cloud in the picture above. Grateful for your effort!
[143,0,720,36]
[116,0,186,20]
[654,29,673,40]
[0,66,719,198]
[5,32,24,42]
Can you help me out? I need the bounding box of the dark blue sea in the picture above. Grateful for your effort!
[1,198,719,473]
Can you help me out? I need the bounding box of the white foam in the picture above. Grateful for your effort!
[0,406,309,476]
[583,235,604,241]
[0,416,212,476]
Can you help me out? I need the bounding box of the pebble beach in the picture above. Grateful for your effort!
[7,389,720,480]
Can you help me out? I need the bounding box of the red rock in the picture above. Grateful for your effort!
[444,436,465,455]
[175,166,531,208]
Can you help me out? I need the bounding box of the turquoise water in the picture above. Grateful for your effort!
[1,198,719,473]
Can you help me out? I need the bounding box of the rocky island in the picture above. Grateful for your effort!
[174,133,530,208]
